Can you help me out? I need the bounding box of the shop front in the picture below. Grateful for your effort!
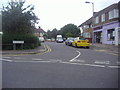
[102,21,119,44]
[93,26,103,43]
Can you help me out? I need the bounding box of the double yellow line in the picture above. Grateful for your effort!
[37,44,52,55]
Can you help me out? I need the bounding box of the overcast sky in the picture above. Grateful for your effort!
[0,0,119,31]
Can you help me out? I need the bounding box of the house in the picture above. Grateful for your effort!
[79,17,93,43]
[34,26,46,38]
[79,2,120,44]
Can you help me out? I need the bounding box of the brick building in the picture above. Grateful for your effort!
[34,27,46,37]
[79,2,120,44]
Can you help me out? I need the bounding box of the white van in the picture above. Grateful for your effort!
[56,35,63,43]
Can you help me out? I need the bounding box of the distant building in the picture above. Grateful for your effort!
[79,2,120,44]
[34,27,46,38]
[79,17,93,43]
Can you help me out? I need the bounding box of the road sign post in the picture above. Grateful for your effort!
[13,41,24,50]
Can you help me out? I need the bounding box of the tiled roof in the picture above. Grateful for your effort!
[34,28,46,33]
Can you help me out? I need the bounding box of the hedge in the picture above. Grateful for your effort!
[2,34,41,50]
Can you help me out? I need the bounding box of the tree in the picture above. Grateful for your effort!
[51,28,58,39]
[2,0,39,35]
[2,0,40,50]
[59,24,81,38]
[66,32,72,38]
[46,28,58,39]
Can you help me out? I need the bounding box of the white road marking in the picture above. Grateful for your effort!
[70,50,81,62]
[13,60,52,63]
[84,64,105,68]
[70,59,85,63]
[32,58,43,61]
[108,66,120,68]
[2,59,13,62]
[50,60,62,63]
[94,61,110,64]
[61,62,105,68]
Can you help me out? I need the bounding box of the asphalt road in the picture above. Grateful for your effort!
[2,42,119,88]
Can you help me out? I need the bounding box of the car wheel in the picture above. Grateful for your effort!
[87,46,90,49]
[75,43,78,48]
[85,46,89,49]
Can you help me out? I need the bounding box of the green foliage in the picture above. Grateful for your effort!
[2,0,40,50]
[59,24,81,38]
[2,0,39,35]
[66,32,72,38]
[2,34,40,50]
[46,24,81,39]
[51,28,58,39]
[46,28,58,39]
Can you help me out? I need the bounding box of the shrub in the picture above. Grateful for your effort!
[2,34,41,50]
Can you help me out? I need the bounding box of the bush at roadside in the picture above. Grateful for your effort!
[2,34,41,50]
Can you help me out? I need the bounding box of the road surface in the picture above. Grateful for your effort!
[2,42,119,88]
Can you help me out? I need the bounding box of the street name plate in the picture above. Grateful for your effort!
[13,41,24,44]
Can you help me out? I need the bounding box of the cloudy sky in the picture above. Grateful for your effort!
[0,0,119,31]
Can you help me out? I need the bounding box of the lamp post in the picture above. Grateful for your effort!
[85,1,94,46]
[0,8,2,34]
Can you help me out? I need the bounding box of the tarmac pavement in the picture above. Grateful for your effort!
[91,43,118,55]
[1,43,47,55]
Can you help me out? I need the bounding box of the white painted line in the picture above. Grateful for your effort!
[2,59,13,62]
[71,59,85,63]
[32,58,43,60]
[94,61,110,64]
[13,60,52,63]
[70,50,81,62]
[61,61,105,68]
[50,60,62,63]
[61,62,70,64]
[108,66,120,69]
[84,64,105,67]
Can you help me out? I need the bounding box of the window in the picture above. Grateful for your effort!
[101,14,105,22]
[114,9,118,18]
[95,16,99,24]
[83,25,89,29]
[109,9,119,19]
[83,32,90,38]
[107,29,115,41]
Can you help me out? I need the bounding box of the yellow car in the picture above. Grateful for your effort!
[72,38,90,48]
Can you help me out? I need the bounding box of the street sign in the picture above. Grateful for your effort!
[13,41,24,44]
[13,41,24,50]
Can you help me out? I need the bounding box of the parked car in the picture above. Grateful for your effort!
[65,37,74,46]
[72,38,90,48]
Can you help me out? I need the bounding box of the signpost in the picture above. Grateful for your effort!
[13,41,24,50]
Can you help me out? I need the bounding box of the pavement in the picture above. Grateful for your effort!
[1,42,119,55]
[1,43,48,55]
[91,43,118,55]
